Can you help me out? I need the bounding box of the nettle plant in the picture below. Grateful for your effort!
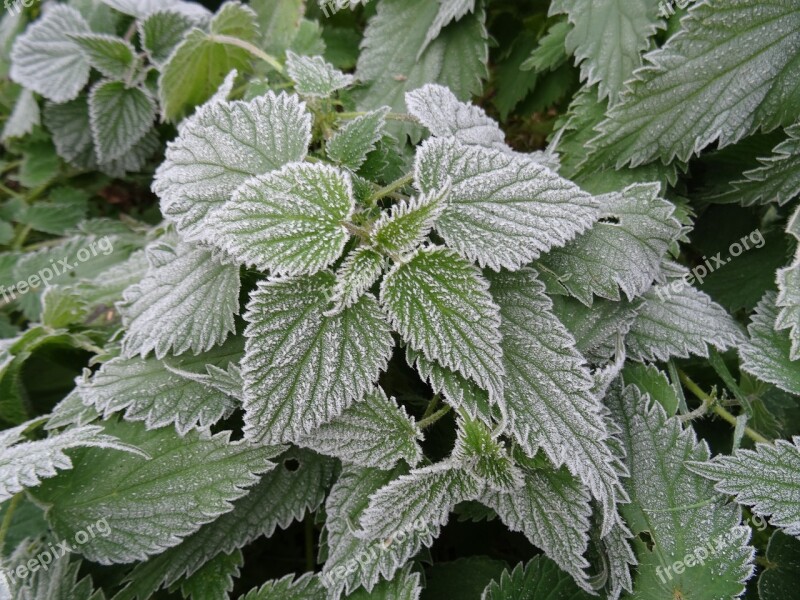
[0,0,799,599]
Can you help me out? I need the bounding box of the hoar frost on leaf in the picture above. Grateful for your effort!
[380,246,505,402]
[776,204,800,360]
[327,247,386,314]
[372,184,450,256]
[212,162,355,276]
[286,51,355,98]
[119,240,240,359]
[242,271,393,444]
[415,136,599,270]
[327,107,390,171]
[153,92,311,241]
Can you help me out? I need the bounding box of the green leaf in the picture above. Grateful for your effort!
[689,437,800,537]
[373,185,450,256]
[213,163,355,276]
[550,0,662,103]
[0,420,145,503]
[43,96,96,168]
[89,80,156,163]
[102,0,210,19]
[40,286,90,329]
[70,33,136,80]
[158,3,259,121]
[481,460,592,592]
[177,549,242,600]
[286,51,354,97]
[452,417,522,492]
[482,556,594,600]
[380,246,504,402]
[119,240,240,359]
[299,386,423,469]
[354,0,487,140]
[489,269,625,536]
[415,136,599,270]
[153,92,311,241]
[7,553,101,600]
[731,122,800,206]
[1,87,40,141]
[608,384,754,600]
[344,567,422,600]
[621,362,679,416]
[45,388,100,431]
[538,183,681,305]
[589,0,800,167]
[321,465,437,596]
[740,292,800,395]
[19,187,89,235]
[250,0,304,56]
[138,10,193,66]
[424,557,507,600]
[327,247,386,314]
[759,531,800,600]
[239,573,325,600]
[30,418,280,564]
[422,0,477,53]
[626,284,745,362]
[117,448,333,600]
[327,107,390,171]
[776,205,800,359]
[79,343,242,436]
[521,21,569,72]
[242,271,393,444]
[18,141,59,188]
[9,5,90,103]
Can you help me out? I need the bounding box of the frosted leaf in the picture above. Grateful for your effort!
[597,514,636,600]
[740,292,800,395]
[208,69,238,105]
[626,284,745,362]
[414,137,599,270]
[0,420,145,503]
[421,0,476,56]
[607,384,755,598]
[242,271,393,444]
[538,183,682,306]
[358,460,481,540]
[549,0,662,104]
[380,246,504,402]
[621,362,680,417]
[177,550,242,600]
[69,33,137,80]
[731,123,800,206]
[689,437,800,537]
[298,386,423,469]
[118,240,240,359]
[43,97,95,167]
[29,418,280,564]
[373,185,450,256]
[138,10,193,66]
[116,448,333,599]
[481,460,594,592]
[240,573,325,600]
[588,0,800,167]
[79,342,243,436]
[213,162,355,276]
[12,552,100,600]
[101,0,210,20]
[40,285,89,329]
[89,80,156,163]
[453,417,522,493]
[345,567,422,600]
[327,247,386,314]
[327,107,389,170]
[10,5,90,103]
[286,51,355,97]
[153,92,311,241]
[776,205,800,360]
[45,388,100,431]
[482,556,594,600]
[322,465,439,597]
[490,269,625,536]
[2,88,40,141]
[550,295,642,364]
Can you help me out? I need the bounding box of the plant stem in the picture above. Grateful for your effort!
[336,111,419,124]
[208,35,285,74]
[342,221,371,242]
[417,405,451,430]
[368,173,414,205]
[678,370,769,444]
[0,492,23,551]
[421,394,441,420]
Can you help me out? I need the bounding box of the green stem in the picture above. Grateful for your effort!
[0,182,22,199]
[11,224,31,250]
[336,111,419,124]
[417,405,451,430]
[708,347,752,415]
[0,492,23,553]
[678,370,769,444]
[342,221,371,242]
[421,394,441,420]
[207,34,285,74]
[368,173,414,205]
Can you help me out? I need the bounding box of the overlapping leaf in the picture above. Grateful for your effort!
[286,51,354,97]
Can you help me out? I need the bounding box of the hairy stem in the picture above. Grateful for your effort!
[417,405,451,430]
[0,492,23,551]
[336,111,419,124]
[207,35,285,74]
[368,173,414,205]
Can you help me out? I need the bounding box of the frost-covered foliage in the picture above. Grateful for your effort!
[0,0,798,599]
